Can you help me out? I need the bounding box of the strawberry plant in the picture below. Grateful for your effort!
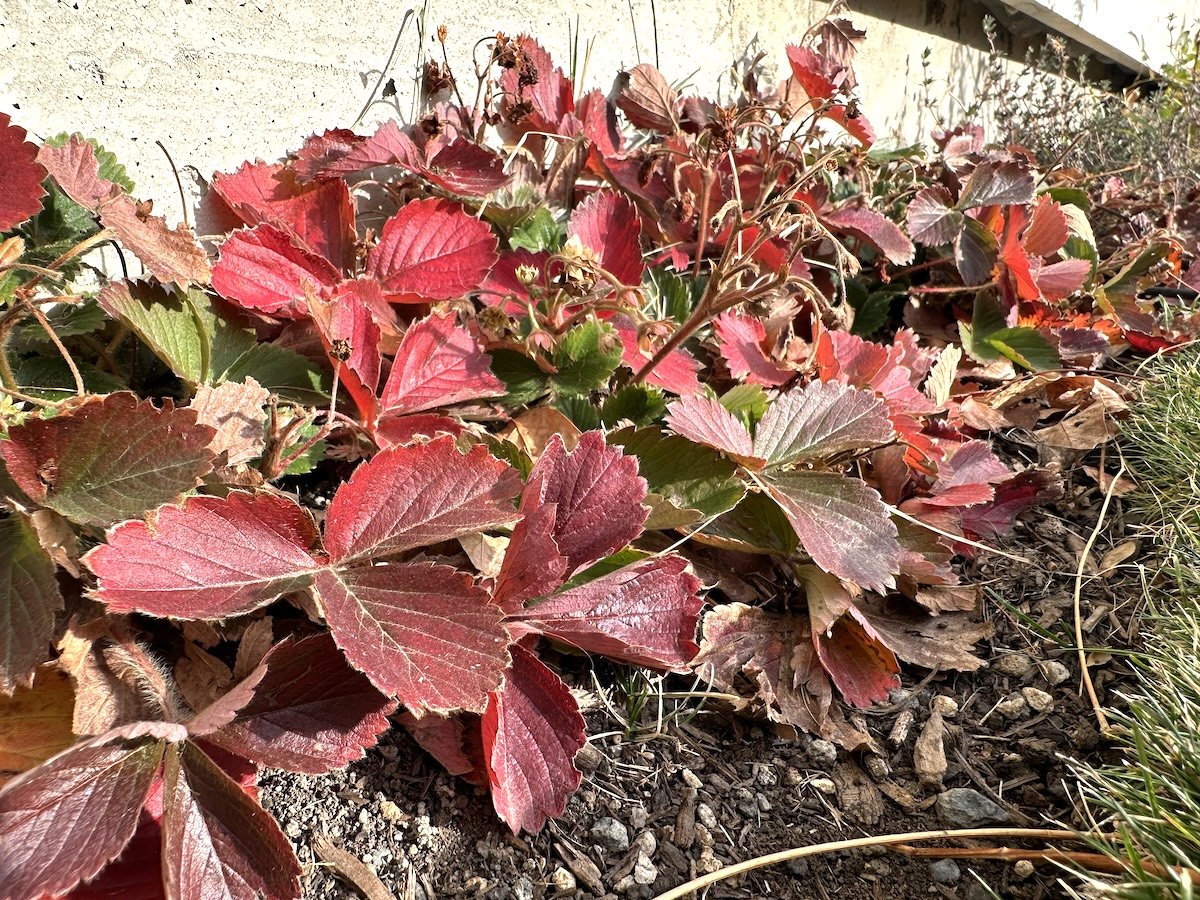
[0,10,1180,898]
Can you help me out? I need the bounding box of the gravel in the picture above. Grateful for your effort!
[936,788,1013,828]
[930,859,962,884]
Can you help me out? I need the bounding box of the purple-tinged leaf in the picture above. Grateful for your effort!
[1,393,216,528]
[905,186,961,246]
[314,563,509,716]
[513,556,702,671]
[0,515,62,696]
[762,471,901,593]
[205,634,395,774]
[514,432,648,576]
[822,205,915,265]
[664,395,760,467]
[322,438,522,564]
[0,734,164,899]
[753,380,894,468]
[84,492,321,620]
[614,64,679,133]
[162,742,301,900]
[954,215,999,286]
[957,160,1036,210]
[482,645,584,834]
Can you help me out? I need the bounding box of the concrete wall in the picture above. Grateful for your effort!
[0,0,1185,213]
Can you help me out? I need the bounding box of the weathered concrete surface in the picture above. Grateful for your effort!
[0,0,1179,210]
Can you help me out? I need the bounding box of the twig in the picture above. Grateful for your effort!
[26,303,85,396]
[651,827,1082,899]
[156,140,191,230]
[893,843,1200,884]
[1074,452,1126,737]
[311,833,399,900]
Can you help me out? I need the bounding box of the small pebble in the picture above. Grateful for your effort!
[629,806,648,830]
[590,817,630,852]
[994,652,1035,677]
[285,820,302,839]
[807,739,838,769]
[862,859,892,878]
[936,788,1011,828]
[1013,859,1036,880]
[633,853,658,885]
[756,793,771,812]
[697,803,717,829]
[1040,660,1071,686]
[512,877,534,900]
[1022,686,1055,713]
[550,867,576,895]
[931,694,959,717]
[995,694,1029,720]
[633,830,656,856]
[680,768,703,789]
[697,848,720,874]
[929,859,961,884]
[378,800,404,822]
[810,777,837,795]
[786,858,811,876]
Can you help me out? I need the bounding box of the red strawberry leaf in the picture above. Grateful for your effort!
[39,136,211,286]
[482,644,584,834]
[905,186,961,246]
[822,204,915,265]
[98,197,213,288]
[823,104,876,147]
[64,807,164,900]
[0,733,165,899]
[0,115,47,231]
[499,36,575,132]
[1032,258,1091,300]
[664,394,760,467]
[785,45,837,101]
[958,160,1036,210]
[380,313,504,416]
[491,490,570,612]
[712,311,792,387]
[37,135,116,211]
[322,438,522,564]
[1,393,217,527]
[512,555,701,671]
[1023,195,1069,258]
[753,380,894,468]
[615,64,680,133]
[84,492,322,619]
[205,634,395,774]
[567,190,644,287]
[421,139,512,197]
[814,613,900,708]
[611,316,701,395]
[367,198,499,301]
[161,742,301,900]
[693,603,867,746]
[211,224,339,318]
[0,514,63,695]
[309,280,382,424]
[761,471,900,593]
[211,161,355,268]
[510,432,648,577]
[400,711,486,783]
[313,563,509,715]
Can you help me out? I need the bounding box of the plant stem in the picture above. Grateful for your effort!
[652,828,1084,899]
